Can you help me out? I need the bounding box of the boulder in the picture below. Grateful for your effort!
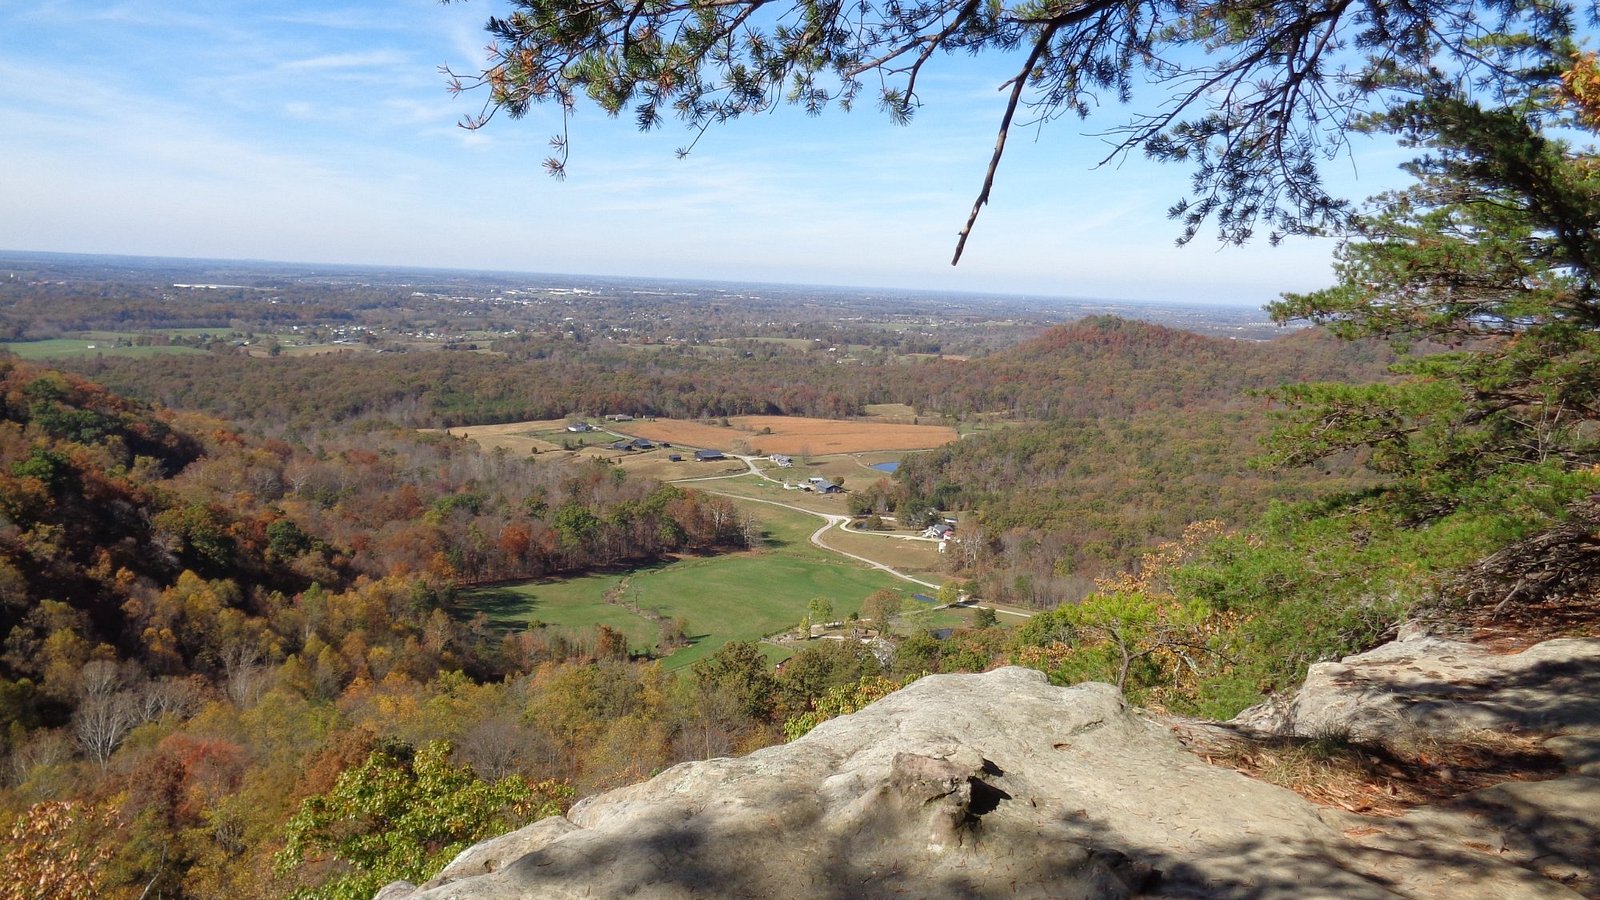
[379,665,1593,899]
[1233,635,1600,774]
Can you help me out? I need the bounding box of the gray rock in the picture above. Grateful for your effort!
[1338,776,1600,898]
[1234,635,1600,771]
[377,666,1592,899]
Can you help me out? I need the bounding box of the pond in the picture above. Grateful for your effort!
[869,461,899,473]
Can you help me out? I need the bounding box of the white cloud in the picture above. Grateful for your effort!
[278,50,410,73]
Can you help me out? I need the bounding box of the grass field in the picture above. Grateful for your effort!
[435,419,574,456]
[434,422,749,481]
[278,344,375,357]
[699,478,848,515]
[459,498,913,670]
[465,571,657,646]
[825,527,946,578]
[1,339,205,360]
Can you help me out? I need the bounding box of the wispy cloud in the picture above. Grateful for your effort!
[0,0,1364,302]
[278,50,410,73]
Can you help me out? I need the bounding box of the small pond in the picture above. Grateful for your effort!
[869,461,900,473]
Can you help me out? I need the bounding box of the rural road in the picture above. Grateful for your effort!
[691,484,1034,620]
[663,454,771,484]
[711,492,940,590]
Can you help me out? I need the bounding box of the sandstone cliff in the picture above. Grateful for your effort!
[380,636,1600,899]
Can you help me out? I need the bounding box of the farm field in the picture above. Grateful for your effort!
[278,344,375,357]
[700,478,849,515]
[464,571,656,647]
[0,338,205,360]
[436,419,575,456]
[862,403,918,419]
[459,498,913,669]
[625,414,957,455]
[826,527,946,579]
[436,421,750,479]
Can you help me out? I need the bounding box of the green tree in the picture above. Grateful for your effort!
[806,597,834,625]
[1266,46,1600,508]
[445,0,1579,257]
[782,674,914,741]
[693,641,777,721]
[552,502,601,553]
[1012,590,1218,700]
[861,589,905,633]
[277,739,570,900]
[776,641,883,717]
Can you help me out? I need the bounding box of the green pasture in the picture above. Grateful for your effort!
[79,327,223,339]
[462,571,658,649]
[713,337,816,349]
[628,552,904,668]
[1,339,205,360]
[460,497,912,670]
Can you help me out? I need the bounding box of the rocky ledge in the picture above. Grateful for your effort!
[381,636,1600,899]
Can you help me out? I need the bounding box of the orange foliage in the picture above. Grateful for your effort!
[1562,52,1600,130]
[0,801,118,900]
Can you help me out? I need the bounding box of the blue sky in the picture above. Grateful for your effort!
[0,0,1418,305]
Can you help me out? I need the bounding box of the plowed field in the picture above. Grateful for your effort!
[625,415,957,455]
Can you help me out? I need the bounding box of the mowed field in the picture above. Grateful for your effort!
[432,419,573,455]
[0,339,205,360]
[460,498,915,669]
[626,415,957,455]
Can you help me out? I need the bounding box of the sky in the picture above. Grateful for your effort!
[0,0,1421,306]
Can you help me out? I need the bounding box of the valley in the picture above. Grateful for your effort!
[3,251,1590,900]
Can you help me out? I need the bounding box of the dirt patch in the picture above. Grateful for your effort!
[1461,590,1600,652]
[623,416,957,456]
[1172,722,1564,817]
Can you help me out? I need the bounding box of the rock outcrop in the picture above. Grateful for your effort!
[381,640,1600,899]
[1232,633,1600,778]
[1230,633,1600,896]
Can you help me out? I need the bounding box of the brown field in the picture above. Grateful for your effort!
[625,415,956,456]
[619,419,743,451]
[826,527,947,578]
[429,419,574,456]
[280,344,374,358]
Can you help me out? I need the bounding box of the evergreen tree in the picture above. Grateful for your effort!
[1266,41,1600,511]
[446,0,1584,256]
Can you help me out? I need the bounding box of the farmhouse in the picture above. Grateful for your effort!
[806,476,843,494]
[923,523,954,539]
[695,449,726,461]
[770,454,793,467]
